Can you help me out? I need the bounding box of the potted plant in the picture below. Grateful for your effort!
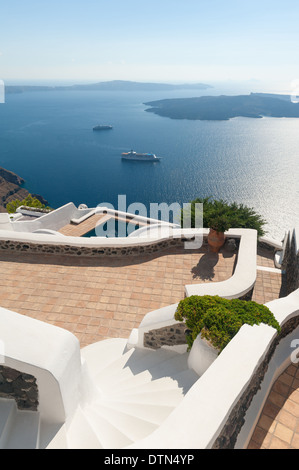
[180,197,266,253]
[207,215,231,252]
[174,295,280,374]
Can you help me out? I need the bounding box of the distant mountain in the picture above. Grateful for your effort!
[144,93,299,121]
[6,80,212,94]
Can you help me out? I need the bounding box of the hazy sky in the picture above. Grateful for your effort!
[1,0,299,89]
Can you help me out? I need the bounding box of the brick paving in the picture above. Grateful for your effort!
[253,245,286,303]
[0,244,236,348]
[247,363,299,449]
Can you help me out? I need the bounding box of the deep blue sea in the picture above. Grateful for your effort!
[0,85,298,239]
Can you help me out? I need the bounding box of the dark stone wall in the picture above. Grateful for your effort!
[0,365,39,411]
[143,323,188,349]
[283,230,299,295]
[0,237,192,258]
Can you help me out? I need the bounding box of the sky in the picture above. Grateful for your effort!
[1,0,299,90]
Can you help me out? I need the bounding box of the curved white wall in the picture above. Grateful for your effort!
[0,307,82,426]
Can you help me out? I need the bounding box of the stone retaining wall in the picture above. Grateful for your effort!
[283,230,299,295]
[0,236,194,257]
[0,365,39,411]
[143,323,188,349]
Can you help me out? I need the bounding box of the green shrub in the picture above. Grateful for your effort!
[6,194,52,214]
[175,295,280,352]
[180,197,266,236]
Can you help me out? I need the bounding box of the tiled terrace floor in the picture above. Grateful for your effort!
[253,245,286,303]
[0,244,237,348]
[247,362,299,449]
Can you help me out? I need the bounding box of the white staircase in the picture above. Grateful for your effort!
[48,339,199,449]
[0,398,40,449]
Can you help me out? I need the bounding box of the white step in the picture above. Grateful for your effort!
[95,349,191,396]
[5,409,40,449]
[81,338,128,376]
[119,348,183,375]
[0,399,15,449]
[98,399,176,426]
[98,369,152,395]
[171,369,199,393]
[66,406,103,449]
[104,387,184,407]
[83,406,134,449]
[45,423,68,449]
[142,352,191,379]
[110,375,182,399]
[88,402,158,443]
[94,348,137,382]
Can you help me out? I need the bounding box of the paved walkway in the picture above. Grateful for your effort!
[253,245,286,303]
[247,362,299,449]
[0,244,236,348]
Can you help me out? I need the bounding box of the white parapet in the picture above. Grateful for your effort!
[0,307,82,427]
[185,228,257,299]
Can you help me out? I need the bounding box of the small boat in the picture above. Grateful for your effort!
[121,150,161,161]
[93,125,113,131]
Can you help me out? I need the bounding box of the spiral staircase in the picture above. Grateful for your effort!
[0,338,199,449]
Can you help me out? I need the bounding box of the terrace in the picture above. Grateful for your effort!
[0,202,297,449]
[0,242,238,348]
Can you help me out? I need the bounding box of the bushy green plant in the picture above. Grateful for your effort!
[6,194,51,214]
[175,295,280,352]
[180,197,266,236]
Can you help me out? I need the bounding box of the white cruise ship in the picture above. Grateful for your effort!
[121,150,161,161]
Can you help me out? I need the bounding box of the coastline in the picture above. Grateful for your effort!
[0,166,49,212]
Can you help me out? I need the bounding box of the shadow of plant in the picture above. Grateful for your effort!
[191,252,219,281]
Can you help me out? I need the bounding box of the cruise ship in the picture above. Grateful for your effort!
[121,150,161,161]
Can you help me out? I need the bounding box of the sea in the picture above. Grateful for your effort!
[0,81,298,240]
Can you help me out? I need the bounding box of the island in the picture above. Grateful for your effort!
[0,166,49,212]
[5,80,212,94]
[144,93,299,121]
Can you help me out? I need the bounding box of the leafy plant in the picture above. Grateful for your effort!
[6,194,52,214]
[208,215,231,233]
[180,197,266,235]
[175,295,280,352]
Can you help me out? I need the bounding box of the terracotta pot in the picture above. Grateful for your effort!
[208,228,225,253]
